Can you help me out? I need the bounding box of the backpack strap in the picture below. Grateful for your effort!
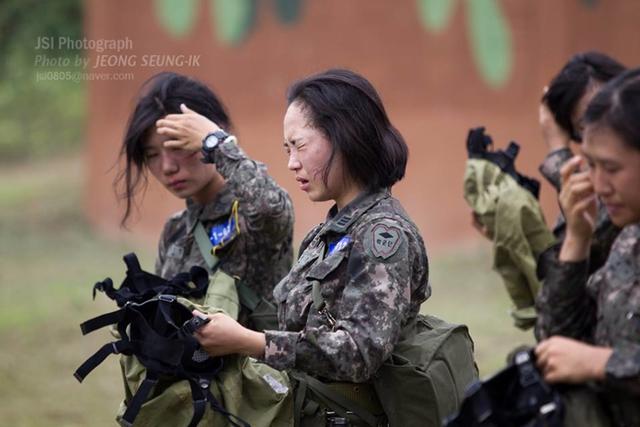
[290,371,382,427]
[187,379,209,427]
[120,370,159,427]
[74,340,131,382]
[74,308,134,382]
[194,221,221,271]
[194,220,264,313]
[79,308,126,335]
[123,252,142,273]
[188,378,251,427]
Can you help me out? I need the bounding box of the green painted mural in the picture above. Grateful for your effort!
[418,0,456,33]
[154,0,514,88]
[154,0,303,45]
[210,0,257,44]
[418,0,512,89]
[274,0,304,25]
[154,0,198,38]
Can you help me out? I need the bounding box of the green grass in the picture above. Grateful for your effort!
[0,156,153,427]
[0,155,534,425]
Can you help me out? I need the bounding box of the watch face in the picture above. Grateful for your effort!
[204,135,218,149]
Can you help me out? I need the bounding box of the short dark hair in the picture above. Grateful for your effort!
[584,67,640,152]
[542,51,626,142]
[115,72,232,225]
[287,68,408,191]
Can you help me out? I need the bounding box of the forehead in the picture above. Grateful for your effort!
[284,102,311,126]
[583,126,632,159]
[144,126,170,150]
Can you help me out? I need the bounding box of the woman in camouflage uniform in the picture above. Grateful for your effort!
[535,68,640,426]
[192,69,430,414]
[118,72,294,326]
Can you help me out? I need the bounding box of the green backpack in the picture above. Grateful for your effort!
[374,314,479,427]
[295,283,479,426]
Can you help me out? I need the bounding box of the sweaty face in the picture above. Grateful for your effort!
[583,126,640,227]
[283,102,360,209]
[144,127,220,204]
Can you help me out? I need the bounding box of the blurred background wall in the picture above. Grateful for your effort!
[75,0,640,252]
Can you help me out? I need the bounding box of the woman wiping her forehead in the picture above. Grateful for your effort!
[536,68,640,426]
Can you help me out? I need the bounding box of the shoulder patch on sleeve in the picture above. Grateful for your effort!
[365,221,406,260]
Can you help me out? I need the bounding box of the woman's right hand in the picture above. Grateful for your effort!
[156,104,221,152]
[558,155,597,261]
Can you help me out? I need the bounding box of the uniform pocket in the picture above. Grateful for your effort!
[305,249,348,281]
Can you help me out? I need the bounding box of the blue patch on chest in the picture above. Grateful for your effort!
[327,235,351,256]
[208,215,238,248]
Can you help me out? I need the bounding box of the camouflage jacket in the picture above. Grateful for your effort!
[538,148,620,276]
[155,138,294,305]
[536,224,640,425]
[263,189,430,382]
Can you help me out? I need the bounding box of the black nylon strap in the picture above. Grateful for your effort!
[187,380,208,427]
[79,308,125,335]
[123,252,142,274]
[293,372,380,427]
[73,340,129,383]
[121,372,159,427]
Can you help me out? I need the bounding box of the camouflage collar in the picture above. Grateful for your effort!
[322,189,391,234]
[185,184,236,231]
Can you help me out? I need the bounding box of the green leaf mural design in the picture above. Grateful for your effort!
[466,0,512,88]
[154,0,199,37]
[417,0,457,33]
[274,0,304,25]
[210,0,257,45]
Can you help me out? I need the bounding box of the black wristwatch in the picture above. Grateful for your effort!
[202,130,235,153]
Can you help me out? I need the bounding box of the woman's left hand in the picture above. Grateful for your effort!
[192,310,266,358]
[156,104,220,152]
[535,336,613,384]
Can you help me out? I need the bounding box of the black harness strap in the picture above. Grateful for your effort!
[120,371,159,427]
[79,308,125,335]
[187,380,209,427]
[77,254,253,427]
[74,340,131,382]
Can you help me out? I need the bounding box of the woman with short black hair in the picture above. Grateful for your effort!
[188,69,430,424]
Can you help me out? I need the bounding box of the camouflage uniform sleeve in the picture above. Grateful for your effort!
[264,218,414,382]
[538,148,573,192]
[605,344,640,394]
[204,139,293,238]
[534,245,597,341]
